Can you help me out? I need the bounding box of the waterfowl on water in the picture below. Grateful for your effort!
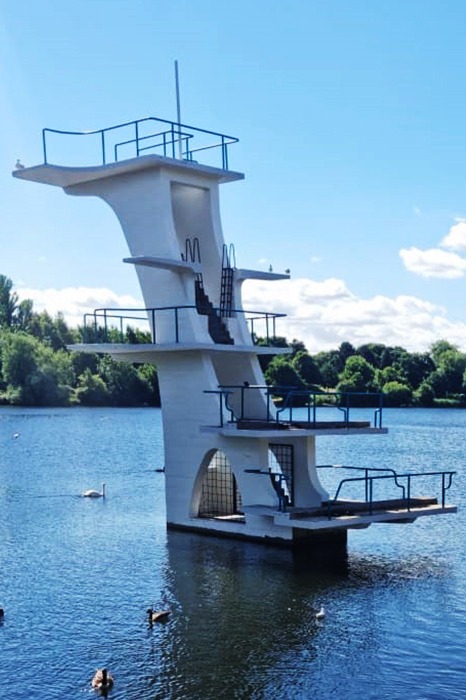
[147,607,170,623]
[316,606,325,620]
[82,483,105,498]
[0,608,4,619]
[92,667,113,691]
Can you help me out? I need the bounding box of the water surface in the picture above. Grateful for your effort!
[0,407,464,700]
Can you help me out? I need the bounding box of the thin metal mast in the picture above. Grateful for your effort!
[174,60,182,159]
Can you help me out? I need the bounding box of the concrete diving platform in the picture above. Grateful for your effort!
[245,498,457,531]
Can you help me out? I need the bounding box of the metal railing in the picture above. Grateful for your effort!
[82,306,285,346]
[244,468,292,512]
[323,467,456,520]
[207,384,384,429]
[42,116,239,170]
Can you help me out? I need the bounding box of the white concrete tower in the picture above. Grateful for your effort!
[14,117,456,549]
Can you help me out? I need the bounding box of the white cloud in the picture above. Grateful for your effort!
[242,276,466,352]
[310,255,323,263]
[16,286,143,328]
[399,246,466,278]
[441,219,466,252]
[15,279,466,354]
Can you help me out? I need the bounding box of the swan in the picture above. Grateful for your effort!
[82,483,105,498]
[147,607,170,623]
[316,606,325,620]
[91,668,113,691]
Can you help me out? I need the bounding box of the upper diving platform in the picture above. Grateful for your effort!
[12,116,243,186]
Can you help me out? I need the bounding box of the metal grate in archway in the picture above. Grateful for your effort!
[268,444,294,507]
[198,450,243,518]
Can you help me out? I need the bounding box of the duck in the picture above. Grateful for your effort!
[147,607,170,623]
[316,606,325,621]
[92,668,113,691]
[0,608,4,619]
[82,483,105,498]
[13,433,19,439]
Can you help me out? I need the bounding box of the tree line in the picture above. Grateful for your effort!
[0,275,160,407]
[1,273,465,408]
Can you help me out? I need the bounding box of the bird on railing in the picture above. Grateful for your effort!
[15,159,25,169]
[268,264,273,272]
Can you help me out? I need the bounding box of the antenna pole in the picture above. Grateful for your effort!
[174,60,182,159]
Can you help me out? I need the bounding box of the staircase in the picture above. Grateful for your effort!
[220,244,235,317]
[195,281,234,345]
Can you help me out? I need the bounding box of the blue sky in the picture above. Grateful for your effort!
[1,0,466,351]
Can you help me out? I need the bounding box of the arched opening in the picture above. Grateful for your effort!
[198,449,243,520]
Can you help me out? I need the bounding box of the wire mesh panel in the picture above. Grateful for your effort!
[198,450,243,518]
[268,444,294,507]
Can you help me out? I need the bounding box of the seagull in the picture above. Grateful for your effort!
[316,606,325,621]
[15,159,25,170]
[268,264,273,272]
[13,433,19,439]
[285,268,290,274]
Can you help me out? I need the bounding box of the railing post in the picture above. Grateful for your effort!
[101,131,106,165]
[94,314,98,342]
[135,121,140,157]
[42,130,47,164]
[241,386,245,420]
[104,310,108,342]
[171,123,175,159]
[369,478,373,515]
[175,308,179,342]
[442,473,445,508]
[346,393,350,427]
[313,394,316,426]
[272,316,276,343]
[151,309,156,344]
[365,469,369,502]
[266,314,270,346]
[407,476,411,511]
[219,393,224,428]
[163,131,167,157]
[120,316,123,343]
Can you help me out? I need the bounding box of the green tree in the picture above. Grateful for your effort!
[382,381,413,407]
[0,275,18,328]
[291,351,322,386]
[75,369,110,406]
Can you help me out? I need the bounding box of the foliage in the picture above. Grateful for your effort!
[1,270,466,409]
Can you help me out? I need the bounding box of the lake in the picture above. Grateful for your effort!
[0,406,464,700]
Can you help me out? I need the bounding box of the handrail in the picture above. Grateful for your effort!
[244,468,292,512]
[215,384,383,429]
[325,469,456,520]
[82,305,285,346]
[42,116,239,170]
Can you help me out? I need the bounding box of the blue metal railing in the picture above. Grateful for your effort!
[244,468,292,512]
[42,116,239,170]
[82,305,285,346]
[322,467,456,520]
[208,384,384,429]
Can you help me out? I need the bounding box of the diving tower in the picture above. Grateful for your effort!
[13,116,456,548]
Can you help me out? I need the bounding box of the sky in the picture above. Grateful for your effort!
[1,0,466,352]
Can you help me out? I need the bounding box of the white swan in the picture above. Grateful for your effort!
[82,483,105,498]
[316,606,325,620]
